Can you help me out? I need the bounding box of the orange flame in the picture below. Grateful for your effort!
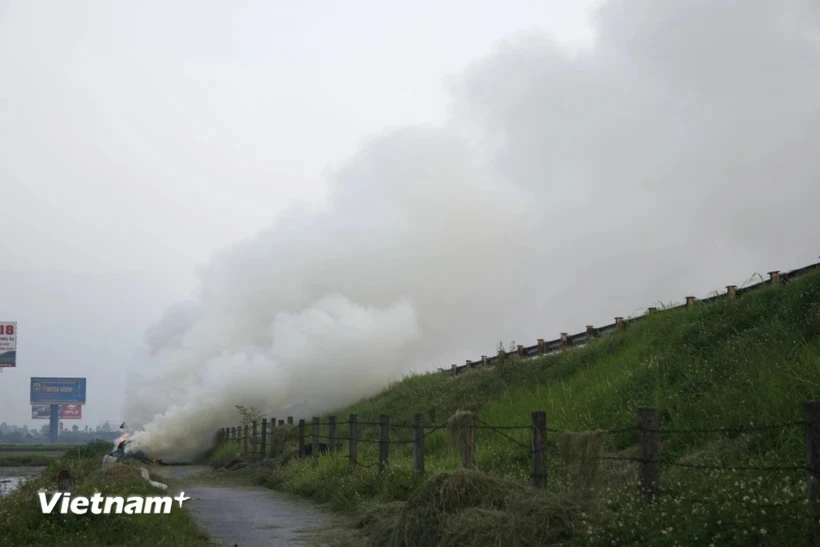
[114,432,130,446]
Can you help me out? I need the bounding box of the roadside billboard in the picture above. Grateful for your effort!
[61,404,82,418]
[31,404,83,420]
[30,377,87,404]
[0,321,16,367]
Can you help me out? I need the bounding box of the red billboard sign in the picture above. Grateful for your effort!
[61,404,82,419]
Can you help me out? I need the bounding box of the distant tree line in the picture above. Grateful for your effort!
[0,420,121,444]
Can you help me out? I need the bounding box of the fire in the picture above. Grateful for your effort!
[114,432,130,446]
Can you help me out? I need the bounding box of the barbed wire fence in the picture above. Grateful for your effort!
[218,399,820,537]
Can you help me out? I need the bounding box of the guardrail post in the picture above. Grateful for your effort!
[349,414,358,472]
[532,410,547,488]
[686,296,695,310]
[805,400,820,544]
[587,325,598,339]
[260,418,268,457]
[481,355,488,367]
[637,407,660,501]
[537,339,545,355]
[517,344,525,357]
[466,360,473,370]
[328,416,337,454]
[769,270,781,284]
[312,417,320,460]
[560,333,568,352]
[451,364,457,377]
[413,413,425,474]
[615,317,625,332]
[298,419,306,458]
[726,285,737,299]
[379,414,390,472]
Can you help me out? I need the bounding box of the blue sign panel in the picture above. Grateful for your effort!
[30,377,87,404]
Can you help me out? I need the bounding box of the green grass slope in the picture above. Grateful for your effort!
[219,268,820,546]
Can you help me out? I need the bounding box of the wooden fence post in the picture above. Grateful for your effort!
[615,317,625,332]
[451,364,457,376]
[517,344,525,357]
[537,339,545,355]
[637,407,660,501]
[279,419,285,427]
[587,325,597,339]
[413,413,425,474]
[260,418,268,457]
[312,417,320,459]
[560,333,568,352]
[271,417,276,430]
[685,296,695,310]
[531,411,547,488]
[726,285,737,299]
[252,420,258,455]
[460,412,477,470]
[481,355,488,367]
[349,414,358,472]
[230,427,235,441]
[287,416,293,425]
[804,400,820,544]
[328,416,337,454]
[379,414,389,472]
[298,419,306,458]
[466,360,472,370]
[57,469,71,492]
[769,270,781,284]
[243,425,249,456]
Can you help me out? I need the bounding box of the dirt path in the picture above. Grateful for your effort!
[153,465,359,547]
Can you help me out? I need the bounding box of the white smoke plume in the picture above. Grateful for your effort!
[124,0,820,459]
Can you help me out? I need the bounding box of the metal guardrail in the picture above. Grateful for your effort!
[440,260,820,375]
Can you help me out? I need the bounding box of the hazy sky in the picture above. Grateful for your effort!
[0,0,600,427]
[1,0,818,448]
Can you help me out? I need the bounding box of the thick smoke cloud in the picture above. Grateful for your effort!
[124,0,820,459]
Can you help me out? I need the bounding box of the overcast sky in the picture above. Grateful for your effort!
[0,0,599,427]
[1,1,817,443]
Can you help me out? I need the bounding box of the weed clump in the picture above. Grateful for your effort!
[364,470,582,546]
[556,430,606,495]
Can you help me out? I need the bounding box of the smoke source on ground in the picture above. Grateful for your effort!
[123,0,820,459]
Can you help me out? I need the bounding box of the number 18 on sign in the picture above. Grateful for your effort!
[0,321,16,368]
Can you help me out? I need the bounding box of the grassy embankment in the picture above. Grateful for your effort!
[0,441,211,546]
[209,268,820,546]
[0,444,74,467]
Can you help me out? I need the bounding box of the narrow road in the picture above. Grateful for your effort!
[153,465,357,547]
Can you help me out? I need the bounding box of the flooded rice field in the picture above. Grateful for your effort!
[0,467,44,497]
